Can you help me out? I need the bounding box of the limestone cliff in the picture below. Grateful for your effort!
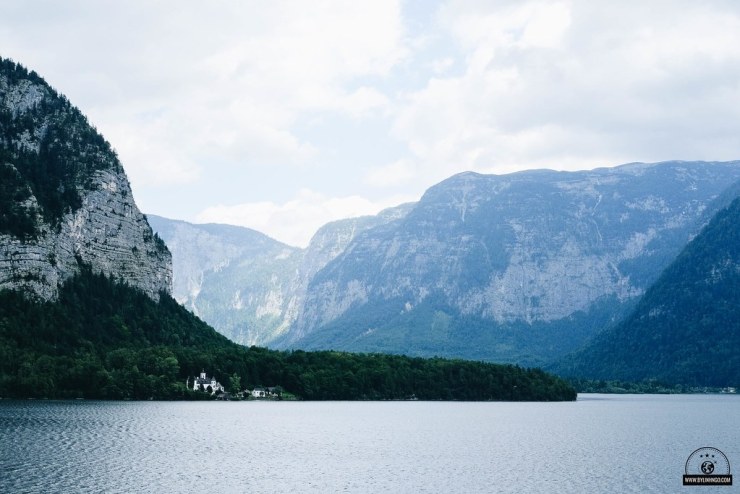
[149,203,413,346]
[147,215,302,346]
[288,161,740,364]
[0,59,171,300]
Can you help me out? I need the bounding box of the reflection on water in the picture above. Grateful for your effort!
[1,395,738,493]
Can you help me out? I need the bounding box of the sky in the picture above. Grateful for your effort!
[2,1,740,247]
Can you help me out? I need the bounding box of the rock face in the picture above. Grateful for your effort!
[286,162,740,364]
[149,203,414,346]
[147,216,302,345]
[276,203,415,346]
[0,59,171,300]
[152,161,740,364]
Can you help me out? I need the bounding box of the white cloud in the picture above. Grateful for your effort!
[4,0,740,237]
[445,1,571,51]
[1,0,407,186]
[194,189,415,248]
[391,0,740,178]
[430,57,456,75]
[336,86,391,119]
[364,159,417,188]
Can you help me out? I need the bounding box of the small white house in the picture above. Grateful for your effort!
[188,370,224,394]
[250,386,280,398]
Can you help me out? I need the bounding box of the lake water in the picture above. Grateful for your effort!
[1,394,738,493]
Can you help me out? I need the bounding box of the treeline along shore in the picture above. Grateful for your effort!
[0,268,576,401]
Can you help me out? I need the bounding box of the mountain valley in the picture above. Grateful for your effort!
[153,162,740,366]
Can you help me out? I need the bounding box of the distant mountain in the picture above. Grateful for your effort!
[153,161,740,365]
[0,57,170,300]
[149,203,414,346]
[553,193,740,386]
[284,162,740,365]
[147,215,302,346]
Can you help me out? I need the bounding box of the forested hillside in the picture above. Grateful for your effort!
[0,268,575,401]
[554,196,740,386]
[0,59,121,236]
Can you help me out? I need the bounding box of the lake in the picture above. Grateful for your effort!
[1,394,738,493]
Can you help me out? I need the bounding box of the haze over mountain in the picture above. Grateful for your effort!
[149,203,414,346]
[154,161,740,365]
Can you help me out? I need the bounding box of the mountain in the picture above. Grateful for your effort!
[152,160,740,365]
[147,215,302,345]
[283,162,740,365]
[553,193,740,386]
[272,203,415,346]
[0,58,170,300]
[149,204,414,347]
[0,58,576,401]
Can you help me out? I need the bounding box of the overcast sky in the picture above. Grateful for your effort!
[2,1,740,246]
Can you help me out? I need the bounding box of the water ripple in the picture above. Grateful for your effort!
[1,396,739,493]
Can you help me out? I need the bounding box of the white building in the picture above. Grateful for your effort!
[250,386,280,398]
[188,370,224,394]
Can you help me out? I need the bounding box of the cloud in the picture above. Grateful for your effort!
[4,0,740,235]
[0,0,407,186]
[194,189,415,248]
[336,86,391,119]
[364,159,417,188]
[391,0,740,177]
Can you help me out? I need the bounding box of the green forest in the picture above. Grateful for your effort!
[0,268,575,401]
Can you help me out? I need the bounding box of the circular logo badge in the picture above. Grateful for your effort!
[685,447,731,476]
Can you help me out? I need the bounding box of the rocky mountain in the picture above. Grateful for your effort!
[153,160,740,364]
[284,162,740,365]
[553,192,740,386]
[0,58,575,403]
[0,58,170,300]
[147,216,302,345]
[149,203,414,346]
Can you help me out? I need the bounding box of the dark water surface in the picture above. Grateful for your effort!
[1,394,738,493]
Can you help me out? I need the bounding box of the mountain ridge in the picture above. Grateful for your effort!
[153,161,740,366]
[283,161,740,363]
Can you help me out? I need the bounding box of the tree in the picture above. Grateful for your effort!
[229,373,242,394]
